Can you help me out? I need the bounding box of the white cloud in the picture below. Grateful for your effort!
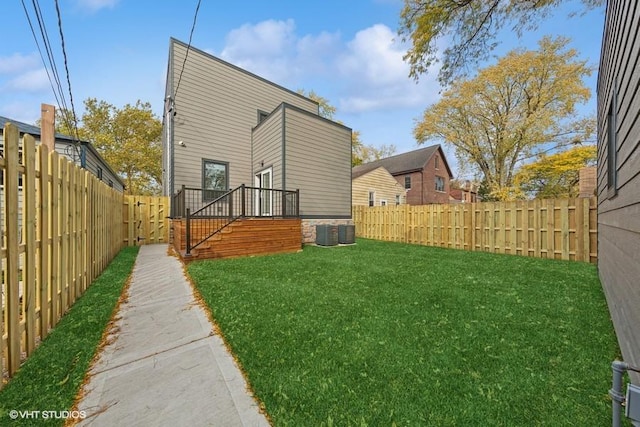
[74,0,119,12]
[216,20,440,115]
[0,101,41,124]
[219,19,298,83]
[0,53,40,75]
[336,24,440,113]
[5,68,50,92]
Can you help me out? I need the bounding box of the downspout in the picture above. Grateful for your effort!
[281,104,286,191]
[165,95,175,214]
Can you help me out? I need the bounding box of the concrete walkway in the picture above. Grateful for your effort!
[76,244,270,427]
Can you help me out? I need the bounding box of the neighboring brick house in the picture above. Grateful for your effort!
[351,166,406,206]
[449,181,478,203]
[352,145,453,205]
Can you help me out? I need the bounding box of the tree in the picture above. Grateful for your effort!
[514,145,596,199]
[351,138,397,166]
[55,98,162,195]
[297,89,396,166]
[398,0,604,84]
[414,37,593,200]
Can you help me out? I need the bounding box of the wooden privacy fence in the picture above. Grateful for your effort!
[0,123,169,388]
[123,195,169,246]
[353,197,597,263]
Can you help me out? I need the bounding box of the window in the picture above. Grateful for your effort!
[0,145,24,187]
[368,191,375,207]
[257,110,269,124]
[380,200,387,206]
[395,194,401,205]
[435,156,439,169]
[404,176,411,189]
[203,159,229,201]
[97,167,103,180]
[108,180,114,188]
[607,90,618,197]
[435,176,445,192]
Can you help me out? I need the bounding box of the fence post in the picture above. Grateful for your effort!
[4,124,21,376]
[186,208,192,256]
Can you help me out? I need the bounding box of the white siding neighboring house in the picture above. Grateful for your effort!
[0,116,124,192]
[352,166,407,206]
[163,38,353,242]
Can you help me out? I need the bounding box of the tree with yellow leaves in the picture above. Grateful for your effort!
[514,145,596,199]
[414,36,593,200]
[398,0,604,84]
[55,98,162,195]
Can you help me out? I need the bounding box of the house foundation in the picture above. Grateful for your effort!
[301,218,354,244]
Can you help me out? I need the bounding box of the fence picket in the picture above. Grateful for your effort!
[23,134,37,354]
[353,197,597,263]
[1,123,170,387]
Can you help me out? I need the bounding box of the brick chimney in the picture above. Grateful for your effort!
[579,166,596,198]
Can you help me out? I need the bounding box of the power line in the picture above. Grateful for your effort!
[54,0,81,144]
[20,0,64,112]
[173,0,202,102]
[20,0,81,153]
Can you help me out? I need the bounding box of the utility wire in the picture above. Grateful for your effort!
[173,0,202,102]
[31,0,69,115]
[54,0,81,145]
[20,0,64,112]
[21,0,82,160]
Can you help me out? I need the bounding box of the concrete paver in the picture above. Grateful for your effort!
[76,244,270,427]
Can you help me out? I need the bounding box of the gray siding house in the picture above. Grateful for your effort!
[0,116,124,192]
[597,1,640,380]
[163,38,352,242]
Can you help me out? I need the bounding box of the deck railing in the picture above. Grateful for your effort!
[175,185,299,254]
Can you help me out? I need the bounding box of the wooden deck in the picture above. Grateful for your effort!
[172,218,302,261]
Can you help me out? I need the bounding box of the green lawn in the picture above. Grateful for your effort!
[0,246,139,427]
[188,239,619,426]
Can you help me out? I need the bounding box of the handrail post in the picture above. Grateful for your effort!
[282,190,286,217]
[296,189,300,217]
[181,185,186,217]
[241,184,246,217]
[185,208,191,256]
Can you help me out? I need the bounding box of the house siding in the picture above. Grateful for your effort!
[597,0,640,379]
[252,106,284,190]
[0,130,124,193]
[353,167,406,206]
[168,39,318,195]
[283,106,352,217]
[82,145,125,192]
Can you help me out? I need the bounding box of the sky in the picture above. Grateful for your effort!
[1,0,605,179]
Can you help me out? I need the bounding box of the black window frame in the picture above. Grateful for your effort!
[404,176,411,189]
[202,158,229,202]
[368,191,375,207]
